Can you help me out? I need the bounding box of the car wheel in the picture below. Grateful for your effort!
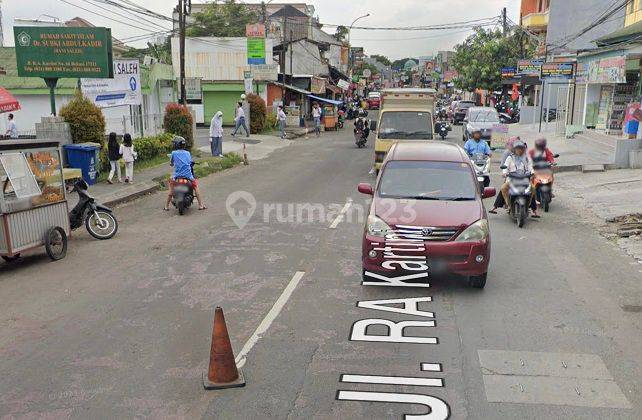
[469,273,487,288]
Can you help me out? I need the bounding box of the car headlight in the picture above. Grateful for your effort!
[367,215,393,238]
[455,219,489,242]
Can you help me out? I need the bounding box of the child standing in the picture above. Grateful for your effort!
[107,132,122,184]
[120,133,137,183]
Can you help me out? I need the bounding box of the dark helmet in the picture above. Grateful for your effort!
[172,136,187,150]
[535,136,547,149]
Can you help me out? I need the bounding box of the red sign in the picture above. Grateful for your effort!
[246,23,266,38]
[0,87,20,113]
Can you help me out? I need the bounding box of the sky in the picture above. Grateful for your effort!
[1,0,519,59]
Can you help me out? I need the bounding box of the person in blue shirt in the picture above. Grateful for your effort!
[464,129,492,157]
[163,136,207,211]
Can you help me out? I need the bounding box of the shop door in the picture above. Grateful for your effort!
[204,90,244,126]
[555,84,570,136]
[571,84,586,126]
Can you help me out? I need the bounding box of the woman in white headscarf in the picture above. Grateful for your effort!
[209,111,224,157]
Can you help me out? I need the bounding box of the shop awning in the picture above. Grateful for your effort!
[307,94,343,105]
[0,87,20,113]
[272,82,311,95]
[595,20,642,47]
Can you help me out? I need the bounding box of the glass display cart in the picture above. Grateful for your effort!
[0,139,69,261]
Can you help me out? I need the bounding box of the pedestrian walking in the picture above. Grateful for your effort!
[277,105,287,139]
[312,103,322,137]
[209,111,224,157]
[107,132,122,184]
[5,113,17,139]
[231,102,250,137]
[120,133,137,183]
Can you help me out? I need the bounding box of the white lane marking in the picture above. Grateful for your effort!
[235,271,305,369]
[341,374,443,387]
[329,199,353,229]
[421,363,442,372]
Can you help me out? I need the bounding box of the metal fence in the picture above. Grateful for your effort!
[104,113,164,139]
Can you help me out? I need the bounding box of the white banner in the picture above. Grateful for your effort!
[82,60,142,108]
[337,79,350,90]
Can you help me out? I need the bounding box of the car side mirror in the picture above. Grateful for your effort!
[370,121,377,132]
[554,154,560,158]
[499,165,507,170]
[358,183,374,196]
[482,187,496,199]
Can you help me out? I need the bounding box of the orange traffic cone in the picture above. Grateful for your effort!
[203,307,246,389]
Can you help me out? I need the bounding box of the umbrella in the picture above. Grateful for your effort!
[0,87,20,114]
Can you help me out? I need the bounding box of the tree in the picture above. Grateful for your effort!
[187,0,259,37]
[60,90,106,147]
[246,94,266,134]
[371,54,391,66]
[121,38,172,64]
[391,57,416,71]
[357,63,379,78]
[335,25,349,42]
[451,28,534,92]
[163,103,194,149]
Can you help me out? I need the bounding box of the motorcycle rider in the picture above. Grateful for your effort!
[163,136,207,211]
[529,136,556,163]
[464,128,491,157]
[354,109,370,140]
[489,136,519,214]
[501,140,539,218]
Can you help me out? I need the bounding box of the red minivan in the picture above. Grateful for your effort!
[358,142,496,288]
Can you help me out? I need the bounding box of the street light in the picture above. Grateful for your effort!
[348,13,370,76]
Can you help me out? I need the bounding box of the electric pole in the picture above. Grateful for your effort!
[178,0,191,105]
[502,7,507,36]
[0,0,4,48]
[280,16,286,102]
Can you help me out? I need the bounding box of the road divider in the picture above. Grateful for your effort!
[235,271,305,369]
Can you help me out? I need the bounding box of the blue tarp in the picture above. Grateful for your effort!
[307,94,343,106]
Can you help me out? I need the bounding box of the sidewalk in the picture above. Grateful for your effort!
[505,123,612,168]
[75,133,294,208]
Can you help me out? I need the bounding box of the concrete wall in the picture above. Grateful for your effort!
[547,0,625,53]
[285,41,329,77]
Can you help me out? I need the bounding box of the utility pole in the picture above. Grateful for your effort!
[502,7,507,36]
[0,0,4,48]
[289,29,293,88]
[280,15,286,103]
[178,0,190,105]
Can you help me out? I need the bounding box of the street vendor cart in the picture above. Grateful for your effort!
[0,139,69,261]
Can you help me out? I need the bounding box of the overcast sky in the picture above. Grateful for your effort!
[1,0,519,59]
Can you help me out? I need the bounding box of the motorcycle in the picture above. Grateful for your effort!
[500,169,532,228]
[532,156,558,212]
[355,128,368,148]
[69,179,118,239]
[435,121,450,140]
[471,152,490,191]
[338,110,346,129]
[171,169,196,216]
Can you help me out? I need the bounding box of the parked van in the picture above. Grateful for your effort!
[371,88,436,172]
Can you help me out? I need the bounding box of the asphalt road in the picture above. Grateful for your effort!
[0,123,641,419]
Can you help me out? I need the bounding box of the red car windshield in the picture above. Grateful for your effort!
[378,161,476,201]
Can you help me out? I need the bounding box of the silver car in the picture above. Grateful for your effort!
[463,107,500,143]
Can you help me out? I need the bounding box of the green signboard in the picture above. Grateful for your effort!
[13,26,114,79]
[247,37,265,65]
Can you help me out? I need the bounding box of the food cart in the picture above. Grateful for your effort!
[308,95,343,131]
[0,139,70,261]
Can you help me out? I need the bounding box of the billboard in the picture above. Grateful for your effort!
[247,38,266,65]
[82,60,142,108]
[14,26,113,79]
[541,62,575,80]
[250,64,278,81]
[517,59,543,77]
[501,66,517,78]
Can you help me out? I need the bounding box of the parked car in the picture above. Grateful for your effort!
[358,142,496,288]
[367,92,381,110]
[452,100,475,124]
[463,107,500,143]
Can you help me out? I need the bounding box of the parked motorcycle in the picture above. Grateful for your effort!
[69,179,118,239]
[471,152,490,191]
[501,170,532,228]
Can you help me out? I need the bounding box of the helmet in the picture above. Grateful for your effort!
[471,128,482,136]
[172,136,187,150]
[513,139,526,150]
[506,136,520,150]
[358,109,365,117]
[535,137,547,149]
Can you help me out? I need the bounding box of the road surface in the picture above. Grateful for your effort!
[0,123,640,419]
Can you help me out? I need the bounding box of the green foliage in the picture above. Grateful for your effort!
[246,93,266,134]
[335,25,349,42]
[120,38,172,64]
[192,153,242,178]
[187,0,259,37]
[59,90,106,148]
[265,112,278,132]
[452,28,533,92]
[358,63,379,77]
[391,57,416,71]
[371,54,391,66]
[163,103,194,149]
[99,133,173,172]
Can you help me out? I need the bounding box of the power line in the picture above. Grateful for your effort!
[57,0,167,33]
[97,0,173,22]
[80,0,170,32]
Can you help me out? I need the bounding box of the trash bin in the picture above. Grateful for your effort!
[63,142,102,185]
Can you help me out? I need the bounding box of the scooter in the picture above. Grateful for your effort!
[69,179,118,239]
[435,121,450,139]
[355,128,368,148]
[502,170,532,228]
[471,152,490,191]
[338,110,345,129]
[533,158,558,212]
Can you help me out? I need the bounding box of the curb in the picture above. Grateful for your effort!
[102,182,161,207]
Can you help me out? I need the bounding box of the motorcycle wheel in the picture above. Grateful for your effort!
[177,200,186,215]
[517,204,527,228]
[86,211,118,240]
[2,254,21,262]
[541,191,551,212]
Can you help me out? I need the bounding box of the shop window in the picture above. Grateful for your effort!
[0,153,41,200]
